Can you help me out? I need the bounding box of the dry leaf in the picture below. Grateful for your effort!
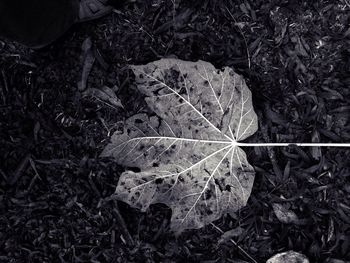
[218,226,245,244]
[101,59,258,231]
[78,37,95,91]
[266,251,309,263]
[84,86,124,109]
[272,203,300,224]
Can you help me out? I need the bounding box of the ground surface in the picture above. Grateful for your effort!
[0,0,349,262]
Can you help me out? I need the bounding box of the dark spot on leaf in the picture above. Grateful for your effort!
[179,87,187,95]
[153,87,165,95]
[152,162,159,167]
[204,189,212,200]
[214,178,224,191]
[171,145,176,149]
[225,185,231,192]
[155,178,163,184]
[135,119,143,124]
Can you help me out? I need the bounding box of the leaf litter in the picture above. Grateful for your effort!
[2,1,350,262]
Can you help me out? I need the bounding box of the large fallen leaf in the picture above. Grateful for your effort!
[101,58,258,231]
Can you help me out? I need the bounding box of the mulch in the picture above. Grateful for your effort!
[0,0,349,262]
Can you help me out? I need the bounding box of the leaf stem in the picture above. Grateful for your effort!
[236,142,350,147]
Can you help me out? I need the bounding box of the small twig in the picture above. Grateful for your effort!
[9,154,31,185]
[112,201,134,247]
[1,69,8,93]
[25,158,41,193]
[29,158,41,179]
[211,223,258,263]
[94,48,109,70]
[26,173,39,193]
[225,7,251,70]
[0,70,8,105]
[0,169,8,181]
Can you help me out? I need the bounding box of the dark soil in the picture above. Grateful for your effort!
[1,0,349,262]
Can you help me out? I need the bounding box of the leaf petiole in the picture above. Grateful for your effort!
[235,142,350,147]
